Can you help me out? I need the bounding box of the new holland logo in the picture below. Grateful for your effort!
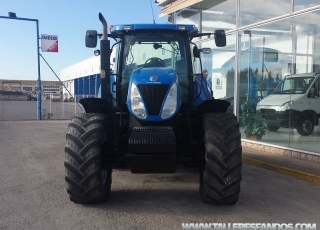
[150,76,158,81]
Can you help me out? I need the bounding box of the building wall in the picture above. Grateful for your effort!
[0,79,62,94]
[60,55,104,98]
[160,0,320,154]
[60,56,100,82]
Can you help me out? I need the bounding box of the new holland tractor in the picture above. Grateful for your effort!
[64,13,242,205]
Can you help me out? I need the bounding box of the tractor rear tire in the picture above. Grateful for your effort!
[200,113,242,204]
[64,113,112,204]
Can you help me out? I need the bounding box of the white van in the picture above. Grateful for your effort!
[256,72,320,136]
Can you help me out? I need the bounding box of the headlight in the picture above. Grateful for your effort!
[130,83,146,119]
[279,101,294,111]
[161,83,178,119]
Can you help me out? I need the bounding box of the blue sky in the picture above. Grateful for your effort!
[0,0,167,81]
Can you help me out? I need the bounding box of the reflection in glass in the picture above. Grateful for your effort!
[201,0,236,33]
[237,9,320,152]
[272,75,315,95]
[200,35,236,114]
[240,0,290,27]
[294,0,320,11]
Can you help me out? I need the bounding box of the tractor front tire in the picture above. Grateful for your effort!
[64,113,112,204]
[200,113,242,204]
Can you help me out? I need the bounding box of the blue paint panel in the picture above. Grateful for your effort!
[79,77,84,94]
[89,76,95,96]
[111,24,198,33]
[73,74,101,99]
[74,79,79,94]
[84,77,89,95]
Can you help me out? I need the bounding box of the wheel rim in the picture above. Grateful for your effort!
[302,120,312,133]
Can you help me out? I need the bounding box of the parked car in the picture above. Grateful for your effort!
[63,96,74,102]
[27,94,37,101]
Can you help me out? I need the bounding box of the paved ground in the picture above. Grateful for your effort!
[0,120,319,230]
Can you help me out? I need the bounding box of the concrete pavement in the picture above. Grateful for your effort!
[242,146,320,184]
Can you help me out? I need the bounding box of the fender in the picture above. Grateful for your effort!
[198,99,231,114]
[79,98,115,115]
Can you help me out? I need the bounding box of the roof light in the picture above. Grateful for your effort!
[123,25,131,31]
[8,12,17,18]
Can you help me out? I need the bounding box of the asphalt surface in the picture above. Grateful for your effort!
[0,120,319,230]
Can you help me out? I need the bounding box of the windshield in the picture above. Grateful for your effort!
[121,33,187,76]
[272,76,315,94]
[120,32,190,104]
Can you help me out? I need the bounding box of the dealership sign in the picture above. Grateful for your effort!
[36,86,60,94]
[41,34,58,52]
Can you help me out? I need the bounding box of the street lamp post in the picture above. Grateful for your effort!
[0,13,42,120]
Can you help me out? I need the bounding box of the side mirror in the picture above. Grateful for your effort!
[85,30,98,48]
[214,30,226,47]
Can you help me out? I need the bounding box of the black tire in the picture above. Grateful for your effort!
[64,113,112,204]
[268,125,280,132]
[200,113,242,204]
[296,116,314,136]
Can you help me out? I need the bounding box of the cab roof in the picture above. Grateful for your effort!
[110,24,198,34]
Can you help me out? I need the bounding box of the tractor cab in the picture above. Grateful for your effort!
[85,21,227,119]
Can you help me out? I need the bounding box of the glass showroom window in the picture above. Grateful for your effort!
[238,19,294,148]
[201,0,236,33]
[238,9,320,153]
[294,0,320,12]
[292,10,320,75]
[240,0,291,27]
[200,34,236,114]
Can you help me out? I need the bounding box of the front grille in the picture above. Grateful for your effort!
[138,84,169,116]
[261,109,276,115]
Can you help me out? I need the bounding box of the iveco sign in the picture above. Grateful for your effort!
[41,34,58,52]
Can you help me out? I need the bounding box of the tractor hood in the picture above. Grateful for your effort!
[130,67,177,85]
[127,67,181,121]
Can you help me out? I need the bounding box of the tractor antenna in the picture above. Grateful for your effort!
[149,0,156,24]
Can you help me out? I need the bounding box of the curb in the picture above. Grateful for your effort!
[242,156,320,185]
[242,141,320,164]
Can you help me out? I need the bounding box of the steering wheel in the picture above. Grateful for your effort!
[145,57,166,67]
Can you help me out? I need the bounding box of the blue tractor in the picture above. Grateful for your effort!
[64,13,242,205]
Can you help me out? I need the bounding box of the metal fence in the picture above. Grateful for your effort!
[0,94,95,121]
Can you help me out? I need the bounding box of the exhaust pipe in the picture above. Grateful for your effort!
[99,12,108,40]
